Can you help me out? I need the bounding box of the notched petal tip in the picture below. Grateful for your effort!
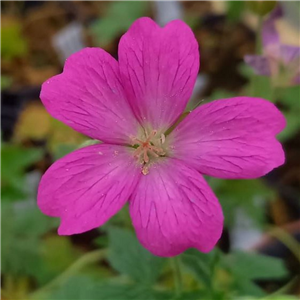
[127,16,159,28]
[40,47,139,144]
[119,17,199,131]
[249,97,287,135]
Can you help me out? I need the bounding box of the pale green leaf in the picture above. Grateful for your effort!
[226,251,288,280]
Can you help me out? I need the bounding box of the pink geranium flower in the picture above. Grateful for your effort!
[38,18,286,257]
[245,7,300,86]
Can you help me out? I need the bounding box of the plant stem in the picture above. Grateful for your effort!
[255,15,263,55]
[172,256,183,298]
[28,249,106,299]
[268,227,300,263]
[251,15,263,97]
[208,251,219,299]
[263,276,298,299]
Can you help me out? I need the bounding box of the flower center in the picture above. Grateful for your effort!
[131,130,166,175]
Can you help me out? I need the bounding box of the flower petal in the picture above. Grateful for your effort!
[119,17,199,131]
[38,144,141,235]
[244,55,271,76]
[168,97,286,179]
[129,158,223,257]
[280,45,300,65]
[40,48,140,144]
[262,6,282,48]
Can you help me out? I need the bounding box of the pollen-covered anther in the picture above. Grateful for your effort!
[132,130,166,171]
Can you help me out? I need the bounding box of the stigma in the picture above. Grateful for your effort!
[131,129,166,175]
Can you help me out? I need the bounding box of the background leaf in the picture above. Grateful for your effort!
[47,276,172,300]
[225,251,288,280]
[90,1,148,46]
[107,227,164,285]
[182,249,219,287]
[1,144,44,201]
[226,1,245,22]
[208,178,274,228]
[2,202,59,276]
[278,86,300,141]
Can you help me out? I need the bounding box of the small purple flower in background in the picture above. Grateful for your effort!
[245,7,300,86]
[38,17,286,257]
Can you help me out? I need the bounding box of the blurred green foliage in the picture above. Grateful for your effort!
[227,1,245,22]
[37,228,169,300]
[49,276,172,300]
[1,144,43,201]
[1,75,13,90]
[277,86,300,141]
[107,227,164,285]
[246,1,277,17]
[183,248,288,299]
[2,202,59,277]
[1,20,28,61]
[209,178,274,228]
[90,1,148,46]
[21,228,288,300]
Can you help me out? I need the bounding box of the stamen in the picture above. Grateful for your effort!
[148,151,159,158]
[131,129,166,174]
[133,147,143,157]
[148,144,165,154]
[143,149,149,163]
[144,130,157,144]
[131,137,144,145]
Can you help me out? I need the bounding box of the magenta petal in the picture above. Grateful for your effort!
[38,144,141,235]
[169,97,286,179]
[40,48,140,144]
[119,17,199,131]
[129,159,223,257]
[244,55,271,76]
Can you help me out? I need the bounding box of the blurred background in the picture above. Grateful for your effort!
[1,1,300,300]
